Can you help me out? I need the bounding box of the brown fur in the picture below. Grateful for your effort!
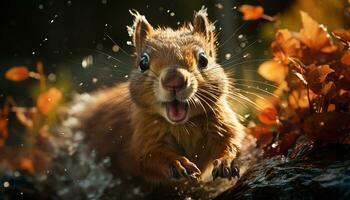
[81,8,245,183]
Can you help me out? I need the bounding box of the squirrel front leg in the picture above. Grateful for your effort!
[137,149,201,182]
[130,131,201,183]
[211,144,240,179]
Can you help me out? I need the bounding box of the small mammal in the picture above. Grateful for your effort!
[81,7,245,183]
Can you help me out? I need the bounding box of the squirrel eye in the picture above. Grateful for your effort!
[198,52,208,69]
[139,53,150,72]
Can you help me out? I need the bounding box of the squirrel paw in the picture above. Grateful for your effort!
[170,157,201,180]
[212,158,240,179]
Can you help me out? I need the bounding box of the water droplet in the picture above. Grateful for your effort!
[233,6,238,10]
[112,44,120,52]
[176,21,181,25]
[43,38,48,42]
[32,51,36,55]
[92,78,98,83]
[105,23,108,27]
[67,0,72,6]
[133,187,141,195]
[320,122,325,126]
[82,60,88,68]
[243,53,251,58]
[38,4,44,10]
[238,34,245,40]
[215,3,223,10]
[225,53,231,60]
[124,75,129,78]
[48,73,56,82]
[271,142,278,148]
[3,181,10,188]
[126,41,132,46]
[50,19,54,23]
[170,12,175,17]
[82,55,93,68]
[14,171,20,177]
[79,82,83,86]
[240,42,247,48]
[194,154,198,158]
[166,9,170,13]
[101,0,107,4]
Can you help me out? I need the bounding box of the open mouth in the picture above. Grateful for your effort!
[166,100,188,123]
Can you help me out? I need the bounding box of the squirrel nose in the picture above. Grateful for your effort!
[161,69,186,91]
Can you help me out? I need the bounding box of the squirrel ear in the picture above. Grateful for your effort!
[193,7,216,56]
[128,10,153,55]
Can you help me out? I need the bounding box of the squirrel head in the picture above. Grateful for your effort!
[128,7,229,124]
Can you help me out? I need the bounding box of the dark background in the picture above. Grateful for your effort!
[0,0,293,105]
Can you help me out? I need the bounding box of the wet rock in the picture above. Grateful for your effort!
[216,144,350,200]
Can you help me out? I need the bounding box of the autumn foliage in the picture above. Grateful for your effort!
[247,10,350,156]
[239,4,275,21]
[5,66,30,81]
[239,5,264,21]
[1,62,63,174]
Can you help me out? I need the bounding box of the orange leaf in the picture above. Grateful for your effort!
[278,132,299,154]
[265,132,299,157]
[327,104,335,112]
[320,45,338,53]
[341,51,350,66]
[258,107,278,125]
[258,60,287,83]
[19,157,35,174]
[5,66,29,81]
[271,29,302,63]
[288,89,316,109]
[306,65,335,95]
[37,87,63,115]
[247,124,273,148]
[332,29,350,46]
[239,5,264,21]
[299,11,332,51]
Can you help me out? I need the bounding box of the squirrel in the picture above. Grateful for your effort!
[80,7,245,183]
